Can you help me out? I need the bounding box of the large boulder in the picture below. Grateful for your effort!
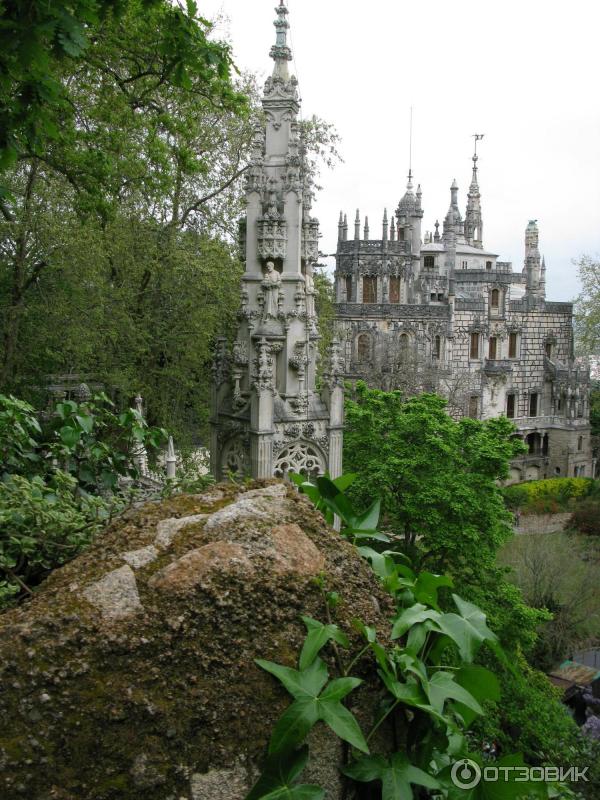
[0,481,392,799]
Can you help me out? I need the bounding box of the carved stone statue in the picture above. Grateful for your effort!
[262,261,281,318]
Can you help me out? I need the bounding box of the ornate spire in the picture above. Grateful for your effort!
[465,134,484,248]
[270,1,292,79]
[382,208,388,241]
[364,216,369,240]
[354,209,360,240]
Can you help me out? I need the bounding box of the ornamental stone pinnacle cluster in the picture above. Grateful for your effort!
[210,1,343,481]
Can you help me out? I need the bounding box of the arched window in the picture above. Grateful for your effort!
[578,435,583,452]
[488,336,497,360]
[486,260,492,270]
[490,289,499,308]
[508,332,518,358]
[389,276,400,303]
[424,255,435,268]
[434,335,441,360]
[357,334,371,362]
[399,333,409,361]
[470,332,480,359]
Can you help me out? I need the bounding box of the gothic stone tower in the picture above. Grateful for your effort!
[210,1,344,482]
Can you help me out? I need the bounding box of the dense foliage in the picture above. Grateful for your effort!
[248,475,581,799]
[0,392,165,605]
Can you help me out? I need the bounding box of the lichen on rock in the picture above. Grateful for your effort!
[0,480,392,799]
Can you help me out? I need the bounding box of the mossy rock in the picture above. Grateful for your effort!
[0,480,393,799]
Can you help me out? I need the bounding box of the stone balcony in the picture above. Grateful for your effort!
[511,415,589,430]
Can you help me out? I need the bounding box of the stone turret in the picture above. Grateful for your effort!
[524,219,544,303]
[210,1,343,481]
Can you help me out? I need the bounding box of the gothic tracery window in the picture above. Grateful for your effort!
[274,442,324,479]
[490,289,499,308]
[389,276,400,304]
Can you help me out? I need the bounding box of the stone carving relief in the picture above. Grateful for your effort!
[273,441,325,479]
[221,436,250,477]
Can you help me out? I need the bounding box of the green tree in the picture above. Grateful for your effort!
[343,383,525,579]
[0,0,245,186]
[574,255,600,355]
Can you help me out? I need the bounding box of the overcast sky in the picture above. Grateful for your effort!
[201,0,600,301]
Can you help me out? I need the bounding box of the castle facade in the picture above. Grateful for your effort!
[333,154,593,482]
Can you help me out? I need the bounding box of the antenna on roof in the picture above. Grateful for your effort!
[408,106,413,182]
[472,133,484,159]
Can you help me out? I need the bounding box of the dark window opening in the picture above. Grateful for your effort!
[398,228,405,241]
[424,255,435,268]
[363,276,377,304]
[389,276,400,304]
[489,336,497,360]
[491,288,499,308]
[545,342,553,358]
[529,392,538,417]
[506,394,515,418]
[509,332,518,358]
[434,335,441,360]
[345,276,352,301]
[542,434,549,456]
[486,260,492,270]
[430,293,436,302]
[578,435,583,452]
[527,432,541,455]
[437,293,444,301]
[470,333,480,359]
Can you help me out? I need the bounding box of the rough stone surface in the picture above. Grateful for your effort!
[0,480,393,800]
[190,765,250,800]
[122,545,158,569]
[82,565,143,620]
[155,513,207,549]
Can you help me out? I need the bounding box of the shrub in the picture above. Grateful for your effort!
[0,392,167,607]
[503,477,595,514]
[0,471,106,606]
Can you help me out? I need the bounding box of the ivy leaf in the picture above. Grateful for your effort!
[432,596,499,663]
[453,665,501,728]
[256,657,368,755]
[412,572,453,610]
[59,425,81,448]
[299,616,349,669]
[426,671,484,717]
[391,603,441,639]
[343,752,440,800]
[245,746,324,800]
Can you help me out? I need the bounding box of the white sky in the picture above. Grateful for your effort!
[201,0,600,301]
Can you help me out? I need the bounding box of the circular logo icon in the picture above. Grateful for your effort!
[451,758,482,790]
